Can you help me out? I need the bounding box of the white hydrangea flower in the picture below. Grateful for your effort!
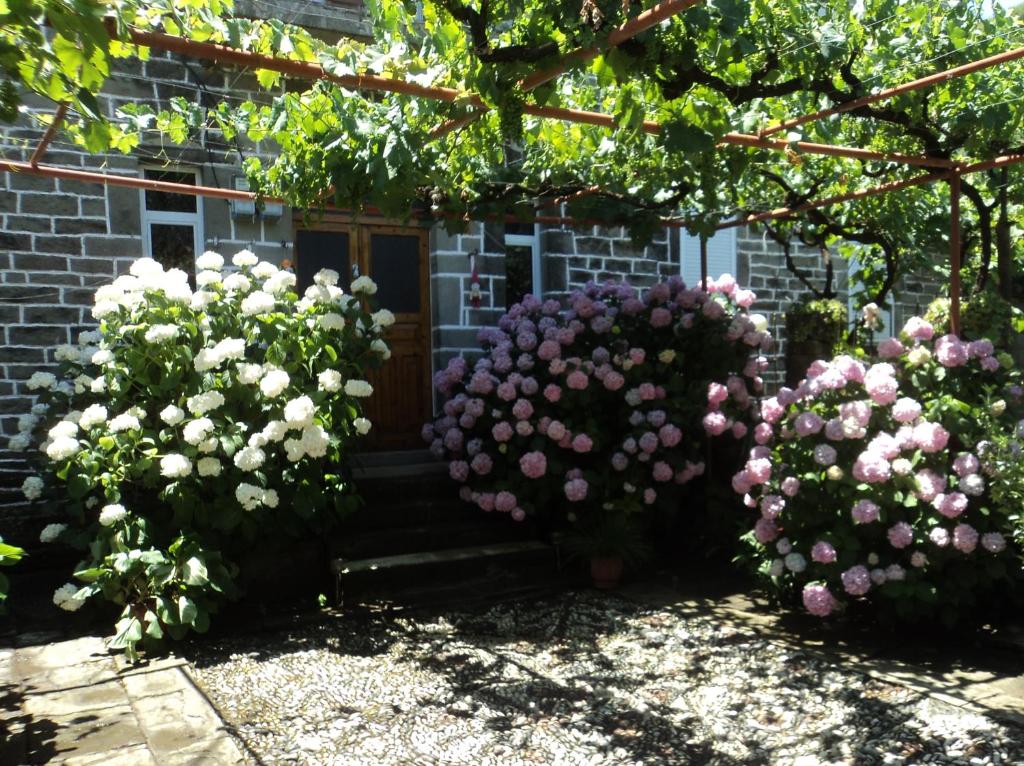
[907,346,932,367]
[300,425,329,459]
[91,349,114,366]
[46,436,79,461]
[78,329,102,345]
[92,301,120,319]
[215,338,246,362]
[314,268,340,286]
[263,271,297,295]
[344,380,373,398]
[223,273,251,293]
[53,583,84,611]
[284,437,305,462]
[160,453,193,478]
[26,372,57,390]
[320,312,345,331]
[17,414,38,432]
[130,257,163,278]
[261,420,288,442]
[248,432,268,449]
[160,405,185,426]
[197,457,222,477]
[163,279,192,304]
[371,339,391,359]
[784,553,807,573]
[196,251,225,271]
[236,363,263,385]
[263,488,279,508]
[260,370,291,398]
[47,421,77,441]
[305,284,343,304]
[252,261,279,279]
[241,291,277,316]
[40,523,67,543]
[79,404,108,429]
[318,370,342,392]
[196,270,222,288]
[191,291,214,311]
[194,348,221,372]
[960,473,985,496]
[351,275,377,295]
[183,417,215,446]
[187,390,226,416]
[85,497,98,509]
[284,395,316,428]
[197,437,218,454]
[108,413,141,433]
[99,503,128,527]
[353,417,372,436]
[768,559,785,577]
[73,374,93,394]
[8,433,31,451]
[234,446,266,472]
[232,249,258,267]
[54,344,79,362]
[371,309,395,328]
[90,377,107,394]
[235,483,264,511]
[22,476,44,500]
[748,313,769,333]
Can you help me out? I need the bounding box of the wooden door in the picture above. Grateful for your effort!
[357,225,432,450]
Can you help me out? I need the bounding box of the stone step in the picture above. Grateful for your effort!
[332,540,557,608]
[332,516,536,560]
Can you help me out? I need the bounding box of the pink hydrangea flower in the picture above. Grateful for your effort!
[754,423,774,445]
[658,424,682,448]
[953,523,979,553]
[760,397,784,424]
[929,527,950,547]
[760,495,785,519]
[912,421,949,453]
[629,348,646,365]
[519,451,547,479]
[802,584,836,617]
[968,339,994,358]
[915,469,946,502]
[638,432,659,454]
[491,422,514,443]
[707,383,729,407]
[496,381,516,401]
[982,532,1006,553]
[839,400,872,427]
[476,492,496,512]
[781,477,800,497]
[652,461,673,482]
[512,399,534,421]
[851,499,880,524]
[935,334,969,367]
[981,356,1000,372]
[549,358,567,375]
[867,432,901,460]
[444,428,464,453]
[471,453,493,476]
[811,541,837,564]
[864,363,898,405]
[564,478,588,501]
[449,460,469,483]
[703,411,729,436]
[834,355,866,383]
[537,339,561,361]
[952,452,980,477]
[495,491,517,513]
[544,384,562,403]
[891,397,922,423]
[754,517,779,543]
[795,412,825,437]
[511,508,526,522]
[813,444,838,466]
[934,491,968,518]
[877,337,906,359]
[852,452,891,483]
[734,289,756,308]
[571,434,593,453]
[745,458,772,485]
[650,307,672,327]
[643,488,657,505]
[731,422,748,439]
[887,522,913,549]
[611,452,629,471]
[841,565,871,596]
[566,370,588,390]
[603,371,625,391]
[902,316,934,341]
[732,471,753,495]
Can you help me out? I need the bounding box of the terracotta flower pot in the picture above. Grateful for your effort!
[590,555,624,590]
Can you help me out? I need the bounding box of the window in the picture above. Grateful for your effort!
[140,167,204,275]
[848,255,895,339]
[504,222,541,309]
[679,228,737,287]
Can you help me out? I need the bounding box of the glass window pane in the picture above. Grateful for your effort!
[369,233,420,313]
[505,243,534,309]
[144,170,198,213]
[150,223,196,274]
[295,230,351,294]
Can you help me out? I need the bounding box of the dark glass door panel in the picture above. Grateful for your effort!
[368,233,421,314]
[150,223,196,274]
[296,229,351,294]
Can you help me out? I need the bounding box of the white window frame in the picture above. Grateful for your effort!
[139,165,205,268]
[504,222,542,298]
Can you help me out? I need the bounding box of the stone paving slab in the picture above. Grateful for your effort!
[3,636,247,765]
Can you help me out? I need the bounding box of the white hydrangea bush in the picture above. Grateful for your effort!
[17,251,388,657]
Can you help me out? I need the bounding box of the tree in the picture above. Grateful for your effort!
[4,0,1024,306]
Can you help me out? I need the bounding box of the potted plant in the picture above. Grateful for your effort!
[565,510,653,589]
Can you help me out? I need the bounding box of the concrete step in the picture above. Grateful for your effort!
[332,517,536,560]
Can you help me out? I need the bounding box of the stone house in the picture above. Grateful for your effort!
[0,2,940,536]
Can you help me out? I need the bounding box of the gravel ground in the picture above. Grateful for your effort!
[189,591,1024,766]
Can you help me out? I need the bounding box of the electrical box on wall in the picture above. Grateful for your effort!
[229,177,283,220]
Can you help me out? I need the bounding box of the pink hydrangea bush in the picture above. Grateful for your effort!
[427,276,769,529]
[736,314,1023,623]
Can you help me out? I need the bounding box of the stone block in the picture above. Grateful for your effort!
[0,231,32,251]
[28,272,79,286]
[4,216,51,234]
[105,186,141,236]
[7,174,57,193]
[0,190,18,212]
[63,744,157,766]
[13,637,110,674]
[73,257,116,276]
[25,704,147,763]
[574,236,612,256]
[19,194,77,217]
[33,235,82,256]
[13,252,67,271]
[23,306,82,325]
[83,236,140,258]
[159,736,245,765]
[7,326,68,346]
[22,678,125,717]
[55,218,108,236]
[81,197,106,218]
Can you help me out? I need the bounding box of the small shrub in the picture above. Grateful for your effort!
[426,276,768,543]
[734,314,1023,624]
[0,537,25,613]
[19,251,389,657]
